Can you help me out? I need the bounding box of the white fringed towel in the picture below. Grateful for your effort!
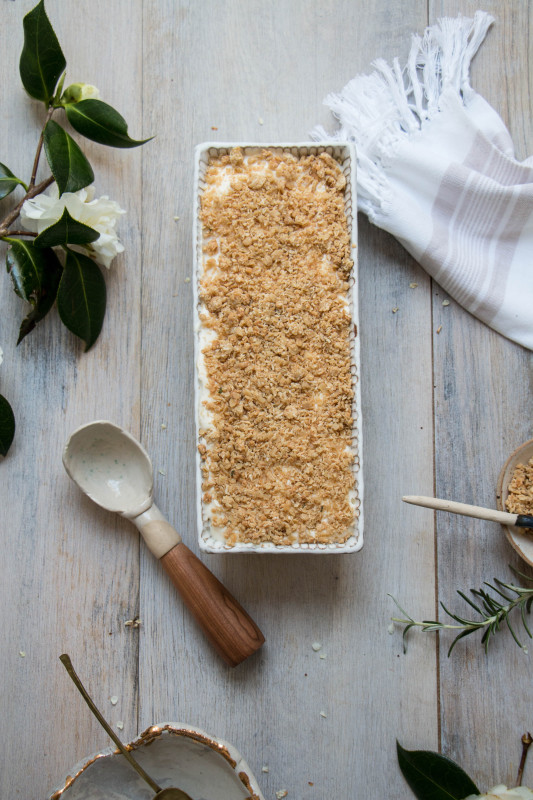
[313,11,533,351]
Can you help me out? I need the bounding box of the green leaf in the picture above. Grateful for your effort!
[43,120,94,195]
[6,236,57,301]
[5,238,63,342]
[16,249,62,344]
[397,742,479,800]
[0,163,26,200]
[0,394,16,457]
[19,1,66,105]
[65,99,152,148]
[57,249,106,350]
[34,207,100,248]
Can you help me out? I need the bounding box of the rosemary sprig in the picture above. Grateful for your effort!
[390,567,533,656]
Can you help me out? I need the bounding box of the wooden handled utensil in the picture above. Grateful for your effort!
[403,495,533,531]
[63,420,265,667]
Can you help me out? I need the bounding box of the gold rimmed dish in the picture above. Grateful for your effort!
[49,723,264,800]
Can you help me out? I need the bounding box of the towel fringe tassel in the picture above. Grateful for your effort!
[312,10,494,217]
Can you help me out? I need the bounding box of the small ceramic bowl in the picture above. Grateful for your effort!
[48,723,265,800]
[496,438,533,567]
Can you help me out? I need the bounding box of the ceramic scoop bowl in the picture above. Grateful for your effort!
[48,723,265,800]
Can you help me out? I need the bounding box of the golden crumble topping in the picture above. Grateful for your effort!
[197,147,357,545]
[505,458,533,516]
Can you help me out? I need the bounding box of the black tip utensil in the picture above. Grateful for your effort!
[402,495,533,531]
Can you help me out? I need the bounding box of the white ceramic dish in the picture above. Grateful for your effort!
[496,438,533,567]
[193,142,363,554]
[48,722,265,800]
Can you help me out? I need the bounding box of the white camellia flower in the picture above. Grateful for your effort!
[21,185,126,269]
[464,786,533,800]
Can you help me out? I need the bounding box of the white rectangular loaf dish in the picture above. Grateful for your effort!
[193,142,363,553]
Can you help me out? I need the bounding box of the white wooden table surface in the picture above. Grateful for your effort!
[1,2,533,798]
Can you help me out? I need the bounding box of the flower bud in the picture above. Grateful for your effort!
[61,83,100,104]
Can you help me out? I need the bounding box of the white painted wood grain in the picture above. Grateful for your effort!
[140,3,437,800]
[0,1,143,796]
[1,1,532,799]
[431,1,533,791]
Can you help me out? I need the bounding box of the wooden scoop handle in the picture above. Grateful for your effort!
[160,542,265,667]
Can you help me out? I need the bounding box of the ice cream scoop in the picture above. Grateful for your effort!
[63,420,265,667]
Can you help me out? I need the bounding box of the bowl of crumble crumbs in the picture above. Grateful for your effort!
[497,438,533,566]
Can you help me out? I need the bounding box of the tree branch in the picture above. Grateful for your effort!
[2,230,38,238]
[0,175,55,237]
[29,107,55,189]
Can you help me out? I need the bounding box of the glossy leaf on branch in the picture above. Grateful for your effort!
[43,120,94,195]
[5,239,63,342]
[65,99,151,148]
[34,207,100,248]
[0,163,26,200]
[19,0,66,105]
[0,395,16,457]
[397,742,479,800]
[57,249,106,351]
[6,237,55,302]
